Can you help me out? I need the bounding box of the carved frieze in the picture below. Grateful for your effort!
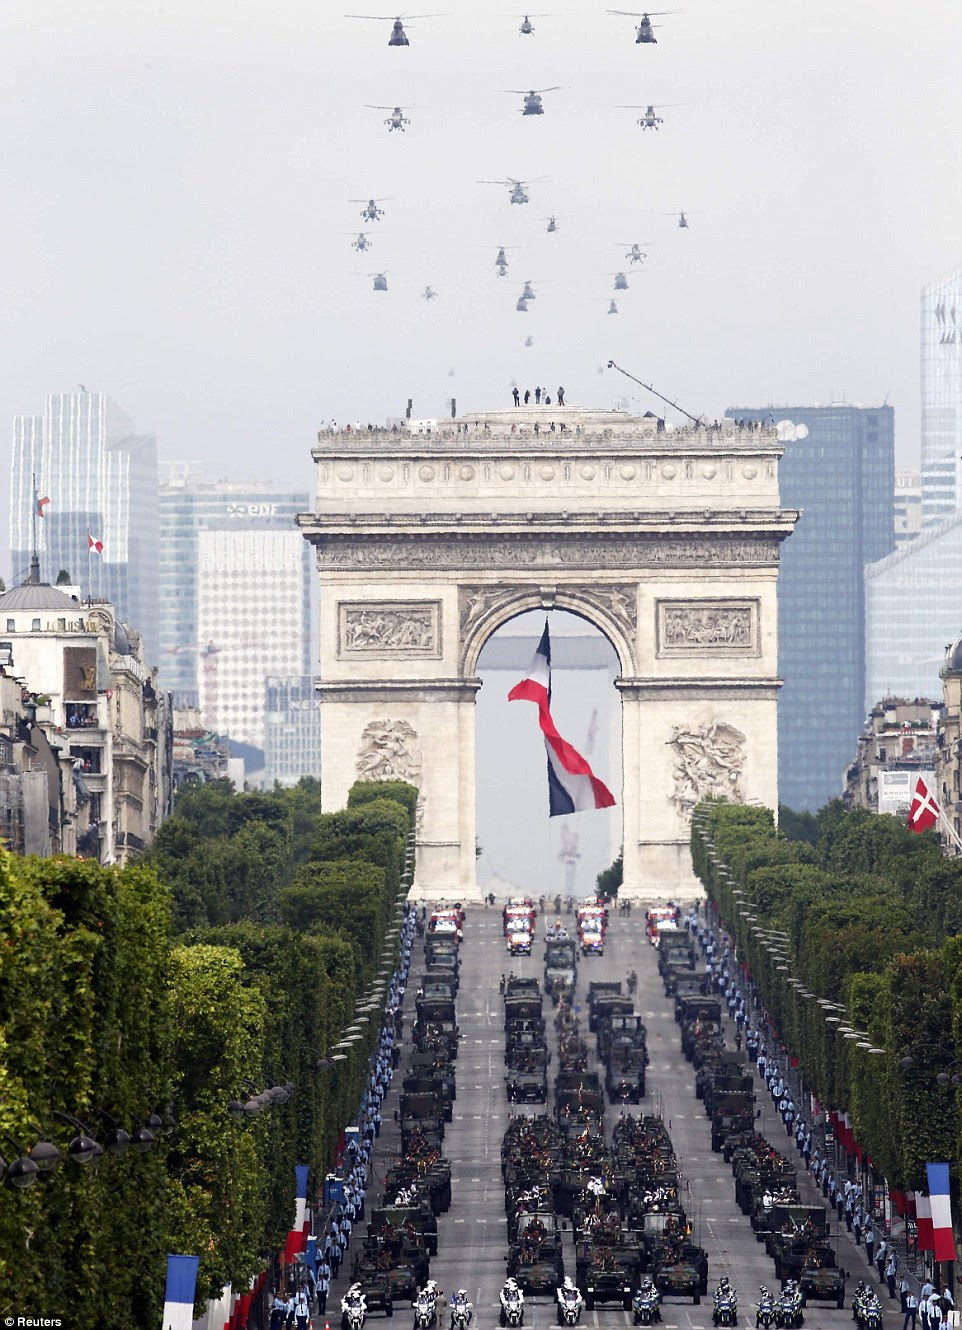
[458,582,638,654]
[338,601,441,658]
[355,718,422,786]
[656,599,759,656]
[317,535,779,573]
[668,710,746,821]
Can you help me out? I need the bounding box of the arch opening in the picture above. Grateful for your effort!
[474,608,623,900]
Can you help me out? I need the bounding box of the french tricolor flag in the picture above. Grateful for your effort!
[509,621,616,817]
[926,1162,955,1261]
[162,1254,199,1330]
[915,1189,934,1251]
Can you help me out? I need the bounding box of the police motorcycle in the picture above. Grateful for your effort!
[450,1291,473,1330]
[414,1282,442,1330]
[499,1277,525,1327]
[713,1278,738,1327]
[756,1287,776,1329]
[557,1277,585,1326]
[852,1283,882,1330]
[632,1276,662,1325]
[775,1281,803,1329]
[342,1284,368,1330]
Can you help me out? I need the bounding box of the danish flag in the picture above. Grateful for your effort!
[907,776,939,834]
[87,531,103,555]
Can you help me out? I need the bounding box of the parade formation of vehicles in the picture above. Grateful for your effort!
[340,896,866,1330]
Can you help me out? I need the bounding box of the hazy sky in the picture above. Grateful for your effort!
[2,0,960,565]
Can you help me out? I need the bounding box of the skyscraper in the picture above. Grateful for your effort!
[157,467,311,755]
[921,268,962,526]
[9,392,158,658]
[725,404,895,811]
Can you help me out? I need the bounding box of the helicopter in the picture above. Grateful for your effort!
[659,209,691,227]
[505,86,563,116]
[366,104,415,131]
[351,197,391,221]
[345,14,446,46]
[607,299,619,314]
[524,335,534,346]
[422,286,438,301]
[607,10,676,43]
[341,232,375,252]
[521,279,540,300]
[516,296,529,312]
[544,215,559,233]
[479,177,544,205]
[608,272,629,291]
[367,272,389,291]
[514,12,555,33]
[619,102,678,129]
[493,245,521,275]
[618,242,651,264]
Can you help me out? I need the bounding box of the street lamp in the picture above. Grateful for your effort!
[53,1112,100,1165]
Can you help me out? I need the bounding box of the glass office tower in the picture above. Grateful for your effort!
[157,467,311,753]
[725,404,895,812]
[9,392,158,659]
[921,269,962,527]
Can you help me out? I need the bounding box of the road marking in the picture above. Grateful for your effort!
[454,1218,466,1224]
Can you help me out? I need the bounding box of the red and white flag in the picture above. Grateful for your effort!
[915,1189,934,1251]
[509,621,616,817]
[87,531,103,555]
[907,776,939,834]
[35,494,50,517]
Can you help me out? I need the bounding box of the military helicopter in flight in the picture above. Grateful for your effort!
[618,242,651,264]
[608,272,629,291]
[521,279,542,301]
[515,12,554,33]
[659,209,691,227]
[504,86,563,115]
[524,335,534,346]
[607,299,619,314]
[351,197,391,221]
[366,104,416,131]
[541,215,559,233]
[345,14,446,45]
[342,232,375,252]
[607,10,676,43]
[619,103,678,129]
[367,272,389,291]
[422,286,438,301]
[492,245,522,276]
[479,177,544,205]
[516,296,529,312]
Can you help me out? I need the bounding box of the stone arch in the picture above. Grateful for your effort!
[459,583,638,678]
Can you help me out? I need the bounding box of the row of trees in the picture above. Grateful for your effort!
[0,777,417,1327]
[691,799,962,1199]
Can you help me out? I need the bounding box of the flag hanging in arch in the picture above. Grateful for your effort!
[508,620,616,817]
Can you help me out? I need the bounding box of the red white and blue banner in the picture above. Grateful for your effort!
[508,621,616,817]
[162,1254,199,1330]
[284,1164,310,1262]
[915,1189,934,1251]
[926,1162,955,1261]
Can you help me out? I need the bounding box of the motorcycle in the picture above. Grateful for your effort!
[557,1287,585,1326]
[853,1294,882,1330]
[414,1292,438,1330]
[500,1288,524,1327]
[633,1286,662,1326]
[775,1291,802,1328]
[756,1291,776,1329]
[450,1301,472,1330]
[342,1299,367,1330]
[713,1292,738,1327]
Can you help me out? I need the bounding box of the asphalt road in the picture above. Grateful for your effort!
[337,907,903,1330]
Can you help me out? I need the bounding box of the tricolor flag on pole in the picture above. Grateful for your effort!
[908,777,940,833]
[508,621,616,817]
[926,1162,956,1261]
[162,1253,199,1330]
[915,1189,935,1251]
[87,531,103,554]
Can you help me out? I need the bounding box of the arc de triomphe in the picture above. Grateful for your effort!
[298,406,798,900]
